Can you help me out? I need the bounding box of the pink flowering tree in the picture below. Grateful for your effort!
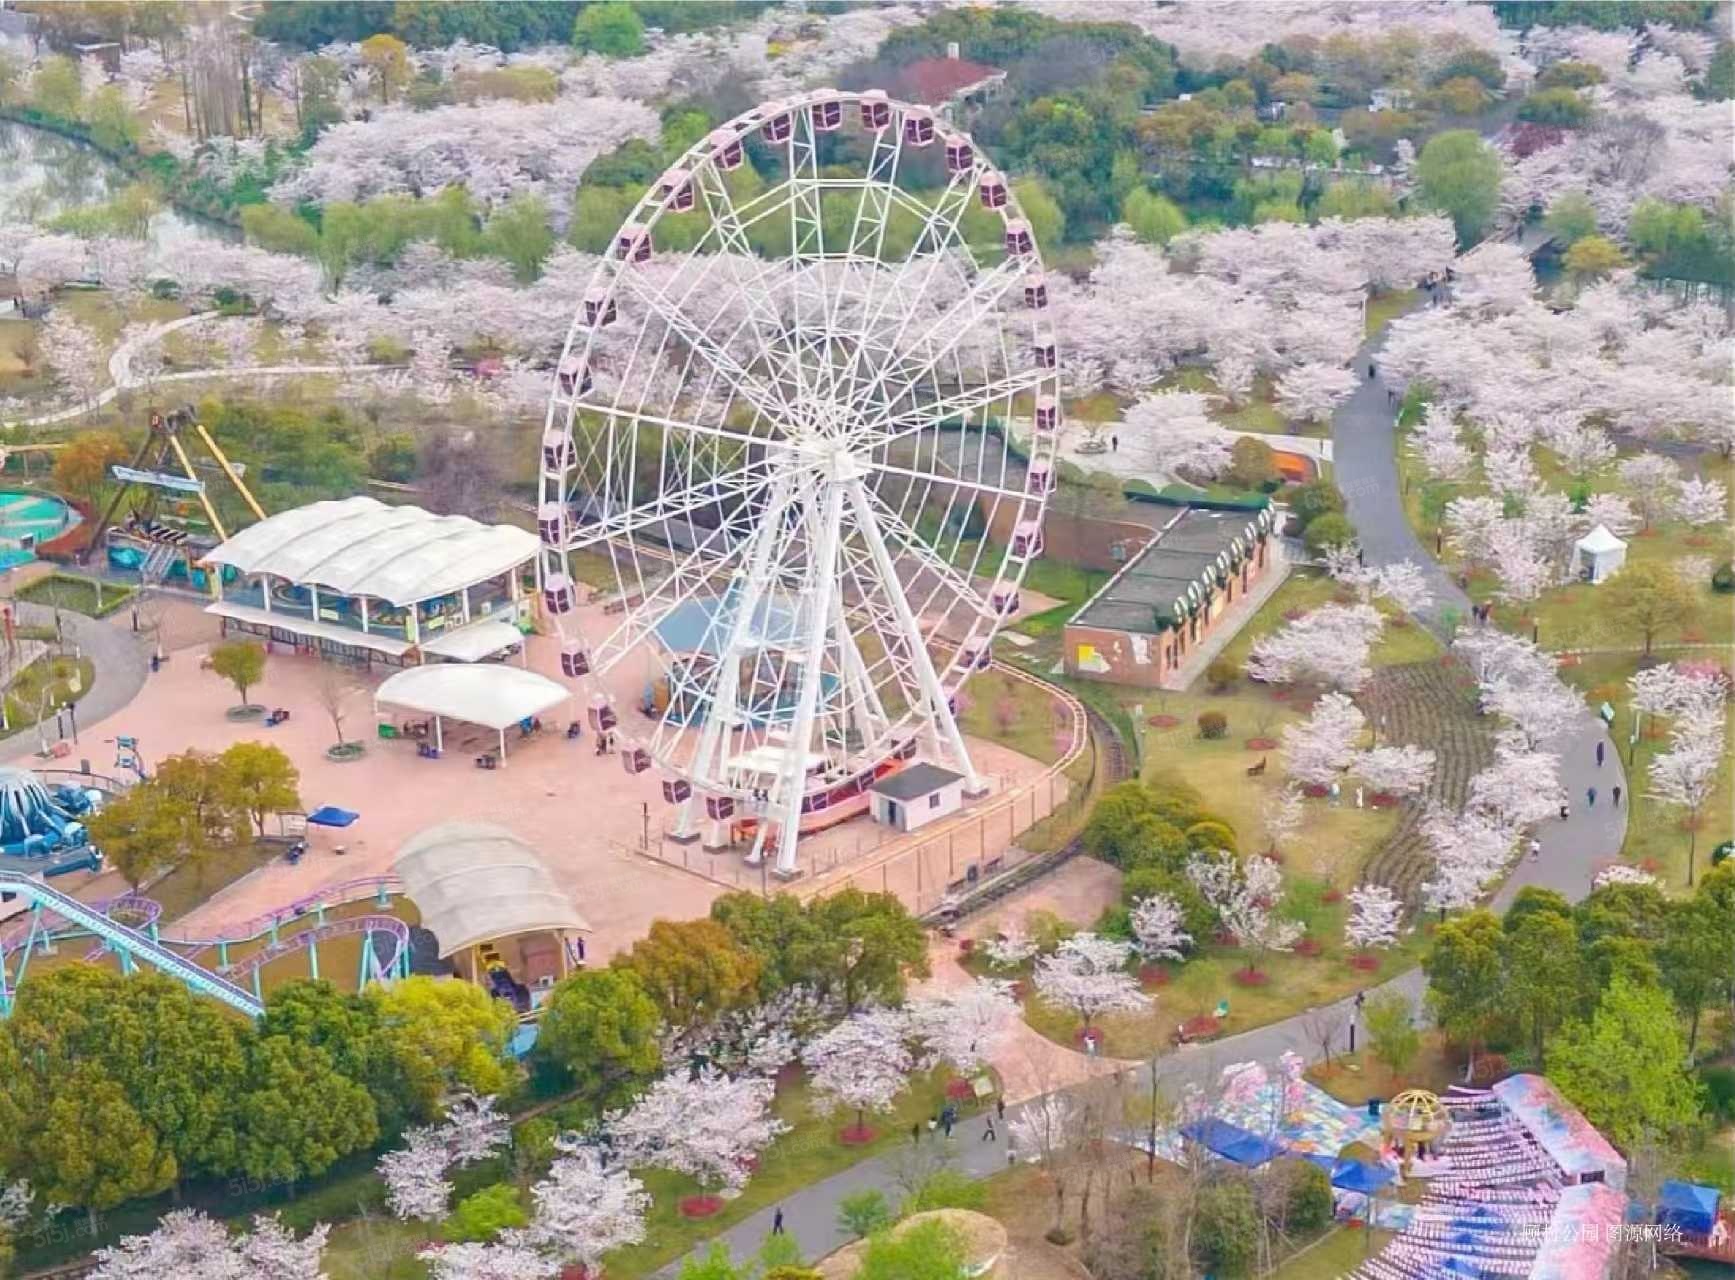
[418,1241,555,1280]
[1248,604,1384,692]
[608,1067,786,1207]
[1030,934,1148,1038]
[1186,853,1304,975]
[1343,884,1403,957]
[1421,806,1518,914]
[1128,893,1193,963]
[804,1006,914,1143]
[1279,691,1367,788]
[90,1211,328,1280]
[908,979,1019,1076]
[1674,474,1728,528]
[981,924,1039,971]
[524,1139,649,1272]
[1616,454,1682,529]
[1275,361,1358,425]
[1353,744,1437,803]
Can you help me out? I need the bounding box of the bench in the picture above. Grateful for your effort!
[1246,757,1267,777]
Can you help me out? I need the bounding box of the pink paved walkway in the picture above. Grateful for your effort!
[75,609,1047,963]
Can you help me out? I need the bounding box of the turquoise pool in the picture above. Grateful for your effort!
[0,490,79,565]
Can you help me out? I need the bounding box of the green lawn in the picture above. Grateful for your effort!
[1271,1225,1397,1280]
[1365,288,1420,339]
[0,652,94,741]
[16,573,137,617]
[958,668,1071,766]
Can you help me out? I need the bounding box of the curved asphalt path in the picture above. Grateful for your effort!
[0,599,150,765]
[669,305,1631,1276]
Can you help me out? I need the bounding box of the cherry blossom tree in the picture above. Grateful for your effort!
[1248,604,1383,691]
[1673,474,1728,528]
[1483,447,1541,504]
[1410,404,1475,481]
[1275,361,1358,425]
[1592,864,1660,890]
[419,1242,554,1280]
[524,1139,649,1272]
[1420,806,1518,914]
[1344,884,1403,952]
[1580,491,1641,537]
[443,1093,511,1167]
[608,1066,786,1196]
[39,311,106,410]
[804,1006,914,1141]
[1468,747,1567,829]
[1616,453,1682,529]
[1546,424,1617,478]
[1353,744,1436,800]
[1649,736,1722,885]
[907,979,1019,1075]
[1118,390,1231,481]
[379,1127,453,1222]
[1279,690,1367,787]
[1128,893,1193,963]
[90,1211,329,1279]
[1443,495,1507,570]
[1487,519,1554,605]
[1187,852,1304,972]
[1262,785,1306,855]
[1030,934,1149,1033]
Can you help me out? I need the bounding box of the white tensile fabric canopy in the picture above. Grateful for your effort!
[1573,523,1628,584]
[375,663,569,760]
[392,821,589,960]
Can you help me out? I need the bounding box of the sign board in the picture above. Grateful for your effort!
[1597,701,1615,724]
[111,466,204,495]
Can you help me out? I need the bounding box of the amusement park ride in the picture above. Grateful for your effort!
[536,90,1060,877]
[80,404,267,585]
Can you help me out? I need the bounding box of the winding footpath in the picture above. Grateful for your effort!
[667,301,1630,1276]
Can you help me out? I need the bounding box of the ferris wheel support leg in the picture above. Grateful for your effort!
[672,486,796,843]
[768,480,845,880]
[843,480,984,799]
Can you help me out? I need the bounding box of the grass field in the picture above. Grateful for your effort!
[1271,1225,1397,1280]
[1365,288,1420,339]
[16,572,137,617]
[0,652,94,741]
[958,668,1073,767]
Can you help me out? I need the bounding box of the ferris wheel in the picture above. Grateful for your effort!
[536,90,1062,877]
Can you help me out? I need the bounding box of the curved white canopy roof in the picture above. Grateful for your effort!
[375,663,570,731]
[1575,524,1627,554]
[205,496,537,606]
[393,821,589,959]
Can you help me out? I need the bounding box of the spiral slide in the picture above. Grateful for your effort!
[0,875,413,1017]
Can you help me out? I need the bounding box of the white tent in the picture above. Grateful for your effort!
[1573,524,1628,584]
[375,664,569,762]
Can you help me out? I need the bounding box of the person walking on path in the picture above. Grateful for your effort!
[1596,740,1605,768]
[911,1122,921,1144]
[1529,838,1542,861]
[1559,802,1570,821]
[1613,785,1622,807]
[996,1097,1006,1121]
[772,1207,784,1236]
[982,1117,997,1143]
[1587,786,1597,807]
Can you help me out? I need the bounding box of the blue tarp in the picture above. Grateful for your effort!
[1299,1154,1396,1195]
[306,805,360,828]
[1179,1118,1284,1167]
[1657,1180,1719,1236]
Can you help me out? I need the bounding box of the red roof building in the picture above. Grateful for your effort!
[879,49,1006,111]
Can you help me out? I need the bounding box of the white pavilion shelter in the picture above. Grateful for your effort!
[1573,524,1628,584]
[374,663,570,763]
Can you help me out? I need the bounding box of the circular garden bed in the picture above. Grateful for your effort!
[679,1195,725,1219]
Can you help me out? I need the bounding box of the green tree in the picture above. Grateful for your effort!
[858,1217,967,1280]
[1303,512,1356,555]
[837,1187,895,1238]
[360,33,411,102]
[904,1168,987,1214]
[85,85,141,152]
[1423,910,1505,1079]
[1315,179,1398,221]
[1502,909,1580,1058]
[1289,479,1345,527]
[216,740,300,837]
[617,917,760,1028]
[26,1063,176,1232]
[209,639,266,710]
[258,979,414,1134]
[233,1035,379,1185]
[242,204,322,257]
[1547,975,1702,1146]
[1365,992,1421,1076]
[810,889,929,1011]
[1122,187,1187,245]
[85,784,199,890]
[442,1182,528,1242]
[30,56,82,120]
[1227,436,1278,489]
[536,967,663,1114]
[1563,234,1626,281]
[369,975,518,1115]
[1543,191,1598,244]
[1537,60,1606,90]
[573,2,645,56]
[1604,566,1697,655]
[1012,177,1066,251]
[1518,87,1592,125]
[1660,893,1727,1054]
[710,892,828,997]
[1192,1178,1259,1276]
[1415,130,1502,245]
[568,183,645,254]
[483,192,555,282]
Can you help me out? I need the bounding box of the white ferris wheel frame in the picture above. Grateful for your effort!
[536,88,1064,877]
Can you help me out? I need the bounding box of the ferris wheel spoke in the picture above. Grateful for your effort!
[691,165,815,407]
[858,487,994,617]
[868,367,1053,449]
[611,267,795,425]
[567,451,777,553]
[849,255,1028,438]
[863,455,1030,508]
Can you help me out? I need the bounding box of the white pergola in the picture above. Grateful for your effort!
[374,664,570,763]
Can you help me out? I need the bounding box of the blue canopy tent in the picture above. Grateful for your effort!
[304,805,360,857]
[1300,1154,1396,1195]
[1180,1118,1285,1168]
[1656,1180,1719,1236]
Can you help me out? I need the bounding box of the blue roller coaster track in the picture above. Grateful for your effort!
[0,872,263,1018]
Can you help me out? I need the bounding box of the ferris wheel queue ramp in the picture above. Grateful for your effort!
[0,872,263,1017]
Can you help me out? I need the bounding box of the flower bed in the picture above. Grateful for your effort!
[1232,968,1270,987]
[1139,963,1171,987]
[838,1124,876,1145]
[1179,1013,1221,1039]
[1293,938,1322,957]
[1148,714,1181,729]
[1348,953,1381,972]
[679,1195,724,1219]
[1321,889,1343,904]
[1245,737,1278,751]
